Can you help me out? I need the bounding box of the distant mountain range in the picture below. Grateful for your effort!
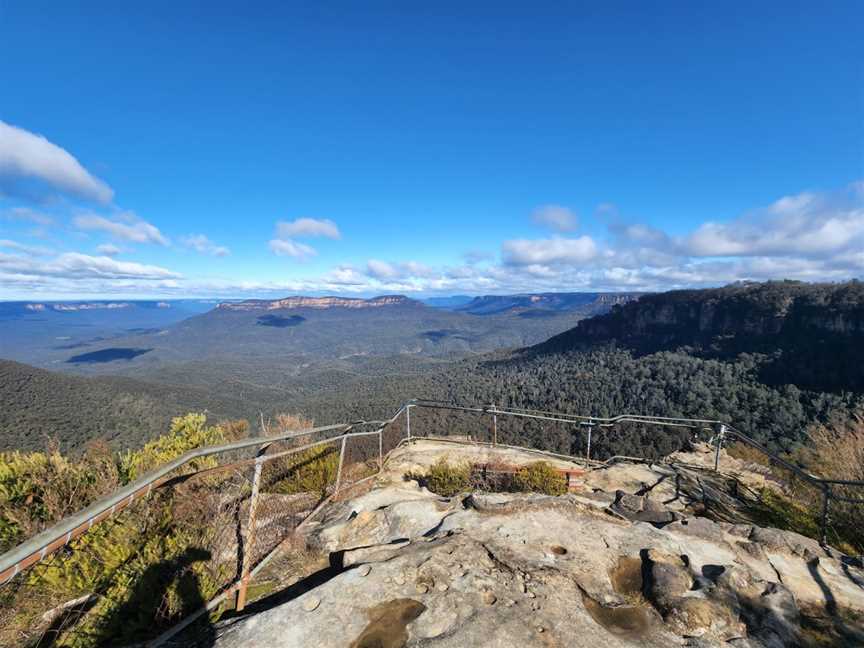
[58,294,595,370]
[2,283,862,455]
[6,292,634,375]
[0,300,216,367]
[219,295,413,311]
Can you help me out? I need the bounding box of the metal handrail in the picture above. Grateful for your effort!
[0,419,387,584]
[3,399,863,587]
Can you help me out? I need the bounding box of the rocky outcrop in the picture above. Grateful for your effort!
[211,442,864,647]
[218,295,418,311]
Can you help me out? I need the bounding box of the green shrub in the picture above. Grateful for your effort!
[0,413,246,647]
[425,458,471,496]
[120,413,232,481]
[268,445,340,498]
[513,462,567,495]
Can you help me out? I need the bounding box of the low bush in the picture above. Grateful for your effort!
[512,462,567,495]
[424,458,472,496]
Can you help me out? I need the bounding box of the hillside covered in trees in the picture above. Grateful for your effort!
[0,360,263,452]
[292,282,864,458]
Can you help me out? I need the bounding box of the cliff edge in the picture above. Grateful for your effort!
[209,441,864,647]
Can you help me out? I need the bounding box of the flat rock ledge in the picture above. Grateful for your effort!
[212,443,864,648]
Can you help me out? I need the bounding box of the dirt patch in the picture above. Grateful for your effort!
[350,598,426,648]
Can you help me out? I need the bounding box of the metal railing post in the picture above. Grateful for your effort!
[491,404,498,446]
[406,404,412,442]
[585,421,593,467]
[714,423,726,472]
[820,485,831,547]
[236,449,266,611]
[378,427,384,472]
[334,434,348,496]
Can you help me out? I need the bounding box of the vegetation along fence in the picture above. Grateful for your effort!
[1,399,862,647]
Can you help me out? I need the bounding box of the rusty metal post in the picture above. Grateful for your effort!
[491,404,498,446]
[585,421,593,467]
[820,485,831,547]
[714,423,726,472]
[334,434,348,496]
[378,427,384,472]
[236,452,265,611]
[406,404,412,442]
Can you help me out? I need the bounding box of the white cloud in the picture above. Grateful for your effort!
[0,239,52,256]
[366,259,433,280]
[0,121,113,203]
[96,243,121,256]
[3,181,862,299]
[683,185,864,258]
[324,265,368,286]
[269,238,317,259]
[276,218,340,239]
[182,234,229,257]
[502,236,598,266]
[532,205,577,232]
[366,259,399,279]
[268,218,339,261]
[74,212,169,245]
[0,251,180,281]
[1,206,55,226]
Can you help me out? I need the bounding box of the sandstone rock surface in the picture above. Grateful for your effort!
[211,441,864,648]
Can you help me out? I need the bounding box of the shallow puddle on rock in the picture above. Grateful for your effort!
[581,555,657,640]
[350,598,427,648]
[581,592,656,640]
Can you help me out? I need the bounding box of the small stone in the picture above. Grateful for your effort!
[395,573,406,585]
[302,596,320,612]
[416,583,429,594]
[437,582,449,592]
[482,591,497,605]
[536,626,545,633]
[358,564,372,577]
[527,591,536,599]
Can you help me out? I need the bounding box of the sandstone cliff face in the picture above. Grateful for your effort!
[569,282,864,343]
[210,442,864,648]
[218,295,417,311]
[534,281,864,392]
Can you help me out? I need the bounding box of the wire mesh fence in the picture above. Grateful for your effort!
[0,414,408,648]
[0,456,259,647]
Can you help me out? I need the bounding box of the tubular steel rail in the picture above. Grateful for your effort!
[1,399,862,647]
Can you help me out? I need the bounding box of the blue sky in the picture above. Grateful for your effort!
[1,1,862,299]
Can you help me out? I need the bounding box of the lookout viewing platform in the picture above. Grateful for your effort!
[1,401,863,647]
